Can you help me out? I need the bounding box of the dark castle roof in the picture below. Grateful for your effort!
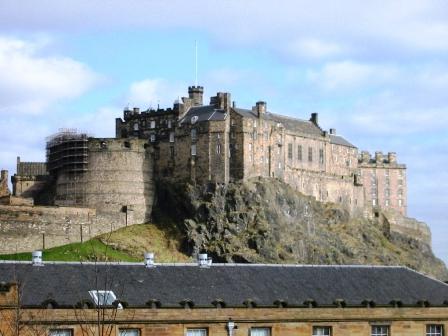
[234,108,322,136]
[329,134,356,148]
[179,105,227,124]
[1,262,447,308]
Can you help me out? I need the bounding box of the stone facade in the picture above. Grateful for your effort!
[359,151,407,215]
[0,170,9,197]
[115,86,406,215]
[11,156,50,200]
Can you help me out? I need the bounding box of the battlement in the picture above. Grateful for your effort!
[359,151,405,168]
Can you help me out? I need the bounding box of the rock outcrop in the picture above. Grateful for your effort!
[154,177,448,280]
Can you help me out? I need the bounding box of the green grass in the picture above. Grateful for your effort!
[0,239,139,262]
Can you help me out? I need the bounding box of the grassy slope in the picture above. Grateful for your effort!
[0,223,190,262]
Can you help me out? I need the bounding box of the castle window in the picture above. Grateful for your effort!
[385,189,390,197]
[191,144,197,156]
[385,199,390,206]
[150,134,156,142]
[254,120,257,128]
[264,131,269,140]
[319,149,324,164]
[426,325,444,336]
[297,145,302,161]
[124,141,131,149]
[150,120,156,129]
[133,123,139,131]
[398,189,403,197]
[191,129,197,142]
[217,133,221,139]
[385,170,389,177]
[313,326,331,336]
[398,199,403,207]
[252,130,257,140]
[231,118,235,126]
[372,199,377,206]
[398,170,403,177]
[231,132,235,139]
[308,147,313,162]
[398,179,403,186]
[167,119,172,128]
[288,143,293,160]
[216,144,221,155]
[169,132,175,143]
[170,146,174,158]
[371,325,389,336]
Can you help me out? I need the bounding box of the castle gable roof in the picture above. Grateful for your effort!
[330,134,356,148]
[233,108,322,136]
[1,263,447,308]
[179,105,227,125]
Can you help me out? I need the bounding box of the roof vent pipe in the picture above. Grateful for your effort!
[198,253,212,268]
[32,250,43,266]
[144,252,155,268]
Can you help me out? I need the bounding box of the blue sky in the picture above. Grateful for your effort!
[1,0,447,264]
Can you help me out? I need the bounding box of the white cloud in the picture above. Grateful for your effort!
[127,79,186,110]
[284,38,346,60]
[0,36,101,115]
[306,61,397,91]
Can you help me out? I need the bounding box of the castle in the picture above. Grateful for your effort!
[0,86,409,252]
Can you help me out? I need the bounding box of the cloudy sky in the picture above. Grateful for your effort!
[1,1,447,263]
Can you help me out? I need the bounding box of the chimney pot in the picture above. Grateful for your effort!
[32,250,43,266]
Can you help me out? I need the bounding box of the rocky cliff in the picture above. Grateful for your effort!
[154,177,447,280]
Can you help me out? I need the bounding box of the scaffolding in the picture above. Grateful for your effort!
[46,129,90,205]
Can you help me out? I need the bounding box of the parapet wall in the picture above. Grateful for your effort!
[383,210,431,246]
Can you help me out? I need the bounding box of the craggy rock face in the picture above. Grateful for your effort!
[155,177,447,280]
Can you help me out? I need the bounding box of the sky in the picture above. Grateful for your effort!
[0,1,447,264]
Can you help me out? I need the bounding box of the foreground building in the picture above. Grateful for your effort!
[0,257,447,336]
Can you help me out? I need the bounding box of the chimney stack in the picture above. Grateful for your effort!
[255,101,266,117]
[375,151,384,163]
[329,128,336,135]
[388,152,397,164]
[310,113,319,126]
[144,252,155,268]
[32,251,43,266]
[198,253,212,268]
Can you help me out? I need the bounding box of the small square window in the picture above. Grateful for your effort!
[49,330,72,336]
[250,327,271,336]
[372,325,389,336]
[313,326,331,336]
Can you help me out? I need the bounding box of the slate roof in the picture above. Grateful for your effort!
[233,108,322,136]
[179,105,227,125]
[1,263,447,308]
[329,134,356,148]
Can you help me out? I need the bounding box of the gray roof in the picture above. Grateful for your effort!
[329,135,356,148]
[1,263,447,308]
[233,108,322,136]
[179,105,227,125]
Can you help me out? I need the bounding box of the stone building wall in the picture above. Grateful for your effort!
[0,304,447,336]
[0,170,9,197]
[11,158,50,199]
[54,138,153,226]
[359,151,407,215]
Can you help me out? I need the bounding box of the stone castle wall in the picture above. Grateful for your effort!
[55,138,154,226]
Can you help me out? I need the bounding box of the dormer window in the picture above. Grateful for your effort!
[88,290,120,308]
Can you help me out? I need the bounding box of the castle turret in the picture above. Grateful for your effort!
[188,86,204,106]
